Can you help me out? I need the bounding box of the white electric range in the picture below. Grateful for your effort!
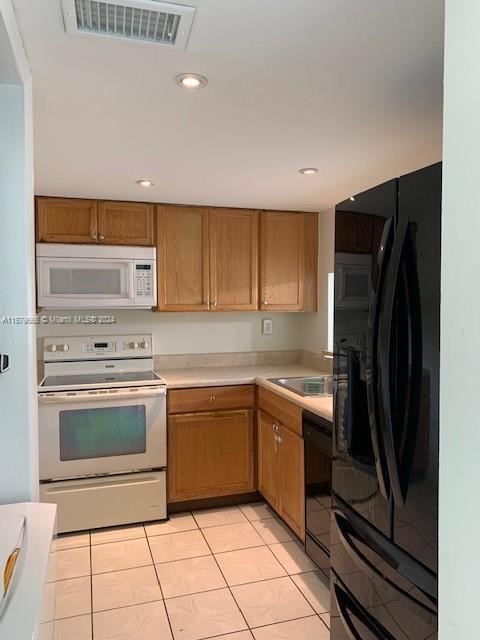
[38,334,167,533]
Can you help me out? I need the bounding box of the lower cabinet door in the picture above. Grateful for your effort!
[257,410,280,510]
[279,426,305,540]
[168,409,254,502]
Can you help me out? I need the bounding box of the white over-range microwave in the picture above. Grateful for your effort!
[36,244,157,308]
[335,252,371,309]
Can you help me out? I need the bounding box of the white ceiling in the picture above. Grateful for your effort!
[12,0,444,211]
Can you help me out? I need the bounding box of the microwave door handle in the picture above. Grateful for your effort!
[127,261,135,302]
[366,216,394,500]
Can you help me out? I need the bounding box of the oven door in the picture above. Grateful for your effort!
[37,256,135,307]
[38,386,166,480]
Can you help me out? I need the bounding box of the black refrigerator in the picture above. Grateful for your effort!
[331,163,440,639]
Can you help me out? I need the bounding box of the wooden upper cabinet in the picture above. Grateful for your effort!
[209,208,259,311]
[97,201,155,245]
[260,211,305,311]
[156,205,209,311]
[36,197,98,243]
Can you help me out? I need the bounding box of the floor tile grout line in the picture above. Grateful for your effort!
[201,613,322,639]
[287,571,323,616]
[249,612,320,632]
[52,557,319,583]
[196,524,252,633]
[92,595,165,618]
[317,612,330,631]
[144,522,176,640]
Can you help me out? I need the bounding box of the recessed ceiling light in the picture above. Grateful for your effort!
[175,73,208,89]
[349,196,355,201]
[135,179,154,187]
[298,167,318,175]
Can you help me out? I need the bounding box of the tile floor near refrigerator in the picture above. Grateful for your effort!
[49,502,330,640]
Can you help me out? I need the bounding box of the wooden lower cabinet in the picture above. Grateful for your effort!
[258,410,280,508]
[257,409,305,540]
[278,424,305,538]
[168,409,255,502]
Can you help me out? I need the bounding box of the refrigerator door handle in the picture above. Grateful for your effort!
[366,216,394,500]
[333,575,397,640]
[378,215,423,506]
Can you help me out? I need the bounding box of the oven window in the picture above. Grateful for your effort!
[50,268,122,295]
[59,405,146,460]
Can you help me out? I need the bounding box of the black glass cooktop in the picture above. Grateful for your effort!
[41,370,162,388]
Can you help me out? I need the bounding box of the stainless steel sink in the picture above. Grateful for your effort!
[268,376,333,397]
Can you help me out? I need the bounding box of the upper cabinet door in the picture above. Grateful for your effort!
[209,209,259,311]
[260,211,305,311]
[156,205,209,311]
[97,201,155,245]
[36,197,98,243]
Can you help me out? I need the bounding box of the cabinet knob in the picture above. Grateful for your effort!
[98,234,105,241]
[91,233,97,240]
[211,301,217,308]
[210,395,216,401]
[263,301,268,306]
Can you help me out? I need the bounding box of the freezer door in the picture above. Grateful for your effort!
[330,498,437,640]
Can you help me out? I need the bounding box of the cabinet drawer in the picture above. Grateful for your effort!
[168,385,255,414]
[258,386,302,435]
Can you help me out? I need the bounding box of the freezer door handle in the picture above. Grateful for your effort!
[333,574,396,640]
[366,216,394,500]
[378,215,423,506]
[333,495,437,604]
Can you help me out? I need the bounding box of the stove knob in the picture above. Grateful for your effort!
[140,340,150,349]
[129,341,139,349]
[59,344,69,352]
[48,344,58,353]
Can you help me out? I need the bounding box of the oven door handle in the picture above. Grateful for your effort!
[38,386,166,403]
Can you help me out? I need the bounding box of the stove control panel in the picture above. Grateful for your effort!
[43,335,154,361]
[84,340,115,354]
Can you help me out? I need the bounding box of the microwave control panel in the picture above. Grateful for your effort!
[135,263,153,297]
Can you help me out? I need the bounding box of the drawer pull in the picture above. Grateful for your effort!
[210,395,216,401]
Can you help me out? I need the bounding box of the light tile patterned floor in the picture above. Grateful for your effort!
[50,502,330,640]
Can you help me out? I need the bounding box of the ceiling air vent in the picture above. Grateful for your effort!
[61,0,196,49]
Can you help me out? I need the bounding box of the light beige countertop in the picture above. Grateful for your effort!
[159,364,333,422]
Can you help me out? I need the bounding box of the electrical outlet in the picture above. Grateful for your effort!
[262,318,273,335]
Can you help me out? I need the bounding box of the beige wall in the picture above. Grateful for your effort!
[301,208,335,354]
[36,311,305,356]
